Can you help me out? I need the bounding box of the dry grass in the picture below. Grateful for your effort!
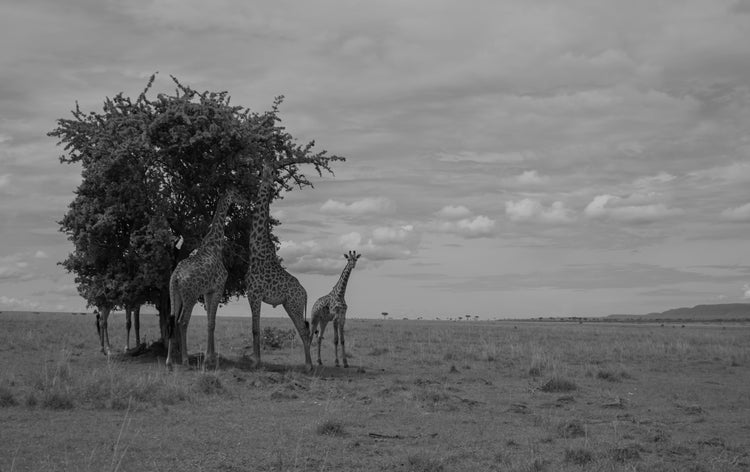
[0,312,749,471]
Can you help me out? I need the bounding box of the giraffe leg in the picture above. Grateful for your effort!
[134,305,141,347]
[249,296,262,368]
[333,319,340,367]
[316,318,330,366]
[283,299,313,371]
[339,312,348,368]
[125,308,132,351]
[178,303,195,367]
[99,308,111,356]
[205,291,219,364]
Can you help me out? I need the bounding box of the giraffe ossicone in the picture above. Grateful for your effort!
[310,250,361,368]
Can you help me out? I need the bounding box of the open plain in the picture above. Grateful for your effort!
[1,311,749,472]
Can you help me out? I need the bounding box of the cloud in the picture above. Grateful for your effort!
[514,170,549,185]
[0,295,40,310]
[278,223,421,274]
[721,202,750,222]
[689,162,750,183]
[439,215,496,238]
[436,205,472,220]
[340,225,421,259]
[744,284,750,299]
[320,197,395,215]
[34,250,48,258]
[584,194,682,224]
[633,171,676,188]
[437,150,531,164]
[505,199,574,224]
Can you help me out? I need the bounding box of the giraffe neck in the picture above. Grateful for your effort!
[332,263,355,299]
[200,192,232,250]
[248,166,278,257]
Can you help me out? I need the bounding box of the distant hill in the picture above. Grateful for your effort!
[609,303,750,320]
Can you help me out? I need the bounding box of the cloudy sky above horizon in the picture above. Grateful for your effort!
[2,0,750,319]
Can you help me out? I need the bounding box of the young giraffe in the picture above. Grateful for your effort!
[166,189,236,369]
[310,250,360,367]
[245,162,313,371]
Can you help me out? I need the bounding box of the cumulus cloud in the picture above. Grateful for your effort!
[584,194,682,224]
[744,283,750,299]
[0,295,40,310]
[505,199,574,224]
[439,215,496,238]
[278,224,421,274]
[514,170,549,185]
[721,202,750,222]
[340,225,421,259]
[435,205,472,220]
[320,197,395,215]
[34,250,48,258]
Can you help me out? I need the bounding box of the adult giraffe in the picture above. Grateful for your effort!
[166,189,236,369]
[245,159,316,371]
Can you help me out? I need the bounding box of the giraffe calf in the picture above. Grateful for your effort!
[310,251,360,367]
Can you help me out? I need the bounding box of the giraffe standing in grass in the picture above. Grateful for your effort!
[245,162,313,371]
[310,250,360,367]
[166,190,236,369]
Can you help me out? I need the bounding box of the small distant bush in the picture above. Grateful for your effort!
[41,390,74,410]
[540,377,577,393]
[316,419,346,437]
[262,326,296,350]
[369,347,389,356]
[558,419,586,438]
[564,448,593,465]
[596,369,632,382]
[406,452,444,472]
[0,385,17,407]
[610,444,643,463]
[196,373,224,395]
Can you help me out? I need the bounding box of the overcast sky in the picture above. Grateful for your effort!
[2,0,750,319]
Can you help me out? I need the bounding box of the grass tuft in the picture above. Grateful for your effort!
[316,419,346,437]
[0,385,18,407]
[539,376,577,393]
[564,448,593,465]
[405,452,444,472]
[558,419,586,438]
[196,372,224,395]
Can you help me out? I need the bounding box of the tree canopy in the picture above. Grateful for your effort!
[50,75,344,337]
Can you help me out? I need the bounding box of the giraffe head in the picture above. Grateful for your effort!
[344,250,361,267]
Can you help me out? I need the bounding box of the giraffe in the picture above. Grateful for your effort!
[310,251,360,367]
[165,189,236,369]
[94,305,114,355]
[245,162,313,371]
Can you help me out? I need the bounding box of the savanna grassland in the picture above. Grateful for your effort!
[1,311,749,472]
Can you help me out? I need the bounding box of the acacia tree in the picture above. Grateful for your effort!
[51,75,344,343]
